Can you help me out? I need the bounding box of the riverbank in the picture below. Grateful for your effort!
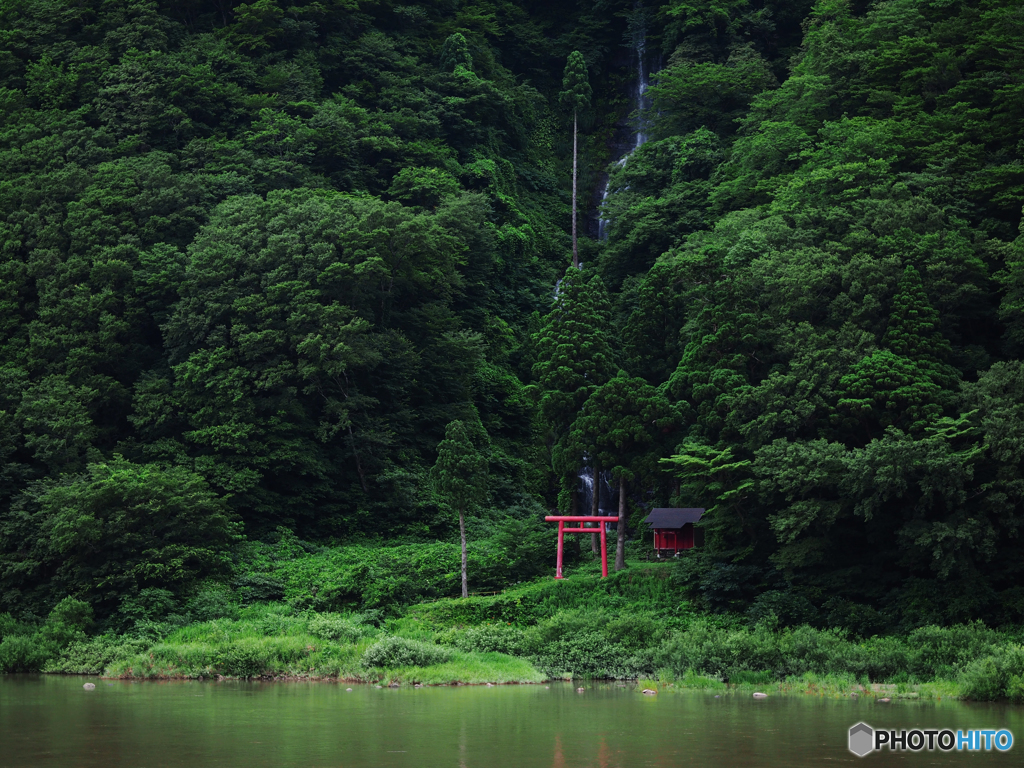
[639,674,964,701]
[4,562,1024,699]
[4,573,1019,704]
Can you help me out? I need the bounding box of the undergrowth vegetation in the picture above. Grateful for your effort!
[4,557,1024,701]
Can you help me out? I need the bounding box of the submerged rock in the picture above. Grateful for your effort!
[752,692,768,698]
[83,683,96,690]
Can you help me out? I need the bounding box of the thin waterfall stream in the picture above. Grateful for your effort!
[596,2,654,242]
[576,3,655,537]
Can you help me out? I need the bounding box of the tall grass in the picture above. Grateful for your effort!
[88,604,545,684]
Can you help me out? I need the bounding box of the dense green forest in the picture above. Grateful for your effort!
[0,0,1023,651]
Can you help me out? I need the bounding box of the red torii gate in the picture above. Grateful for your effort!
[544,515,619,579]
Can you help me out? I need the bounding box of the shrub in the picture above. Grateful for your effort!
[529,630,622,678]
[47,598,93,631]
[747,591,818,627]
[445,623,526,656]
[216,639,272,678]
[0,613,22,641]
[959,657,1006,701]
[187,585,238,621]
[905,623,1002,680]
[119,589,179,625]
[0,459,240,618]
[1008,675,1024,704]
[233,574,286,604]
[823,598,889,637]
[308,613,375,643]
[0,635,49,672]
[959,645,1024,701]
[44,636,149,674]
[362,636,453,668]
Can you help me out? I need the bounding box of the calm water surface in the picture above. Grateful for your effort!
[2,675,1021,767]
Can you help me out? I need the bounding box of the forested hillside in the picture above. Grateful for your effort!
[0,0,1022,635]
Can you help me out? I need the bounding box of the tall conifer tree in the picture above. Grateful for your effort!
[560,51,592,268]
[430,420,488,598]
[532,266,617,514]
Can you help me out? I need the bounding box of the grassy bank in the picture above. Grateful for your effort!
[637,672,964,701]
[3,548,1024,699]
[37,603,543,684]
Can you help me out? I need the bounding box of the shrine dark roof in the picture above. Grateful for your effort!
[644,508,704,528]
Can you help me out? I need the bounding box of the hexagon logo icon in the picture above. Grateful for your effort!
[849,722,874,757]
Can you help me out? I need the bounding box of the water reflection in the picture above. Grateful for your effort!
[1,676,1022,768]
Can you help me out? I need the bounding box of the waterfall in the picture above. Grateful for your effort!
[576,464,615,516]
[597,1,654,241]
[630,2,652,150]
[566,5,656,543]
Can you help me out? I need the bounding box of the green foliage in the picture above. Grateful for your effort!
[439,33,473,73]
[0,0,1020,642]
[44,636,150,675]
[600,131,722,288]
[0,635,49,673]
[959,646,1024,702]
[661,443,753,551]
[186,585,239,622]
[559,51,592,117]
[308,613,376,643]
[654,618,1015,685]
[532,267,618,440]
[570,372,678,485]
[0,458,240,617]
[650,43,776,137]
[363,636,454,668]
[231,523,554,613]
[431,420,488,516]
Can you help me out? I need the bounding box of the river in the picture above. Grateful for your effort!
[2,675,1021,767]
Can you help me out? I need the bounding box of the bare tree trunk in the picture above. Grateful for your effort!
[347,424,368,493]
[571,110,578,268]
[615,475,627,571]
[460,510,468,598]
[591,463,600,553]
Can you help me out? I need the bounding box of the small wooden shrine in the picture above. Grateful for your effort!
[644,508,704,556]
